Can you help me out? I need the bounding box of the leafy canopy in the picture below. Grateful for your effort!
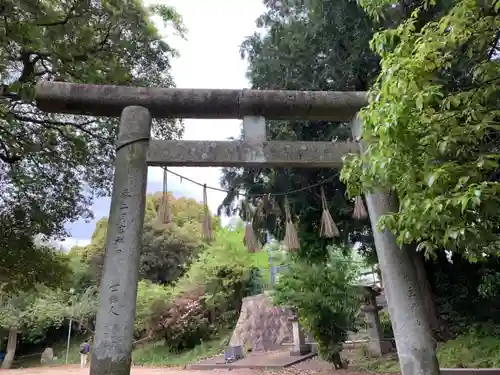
[220,0,378,260]
[80,193,216,284]
[0,232,71,292]
[0,285,96,340]
[341,0,500,256]
[0,0,185,239]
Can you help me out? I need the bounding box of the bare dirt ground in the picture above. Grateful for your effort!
[0,358,387,375]
[0,365,264,375]
[0,365,382,375]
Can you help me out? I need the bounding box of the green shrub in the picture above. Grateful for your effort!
[437,327,500,368]
[379,311,394,339]
[157,226,259,349]
[160,287,214,351]
[134,280,173,337]
[245,267,264,296]
[272,246,362,368]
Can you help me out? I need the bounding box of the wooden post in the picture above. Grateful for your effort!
[351,115,440,375]
[90,106,151,375]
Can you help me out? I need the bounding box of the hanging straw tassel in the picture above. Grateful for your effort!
[283,196,300,251]
[319,186,339,238]
[352,195,368,220]
[202,184,214,242]
[243,200,261,252]
[244,222,261,253]
[158,168,172,224]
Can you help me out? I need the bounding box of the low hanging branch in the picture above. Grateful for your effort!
[283,196,300,251]
[243,199,261,253]
[202,184,214,242]
[158,168,172,224]
[319,186,339,238]
[352,195,368,220]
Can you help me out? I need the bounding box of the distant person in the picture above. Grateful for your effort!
[79,339,90,368]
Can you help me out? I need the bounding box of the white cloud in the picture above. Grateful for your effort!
[65,0,266,242]
[146,0,266,214]
[59,238,92,251]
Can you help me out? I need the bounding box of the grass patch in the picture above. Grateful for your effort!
[437,332,500,368]
[350,331,500,373]
[132,334,230,367]
[52,338,84,366]
[12,335,86,369]
[11,333,229,369]
[348,347,400,373]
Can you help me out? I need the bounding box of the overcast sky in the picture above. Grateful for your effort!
[62,0,266,249]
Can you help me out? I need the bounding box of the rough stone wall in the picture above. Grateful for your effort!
[229,293,294,352]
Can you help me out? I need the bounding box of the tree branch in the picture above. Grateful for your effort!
[35,3,79,27]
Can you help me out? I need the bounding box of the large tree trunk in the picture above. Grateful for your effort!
[411,249,450,341]
[1,329,18,369]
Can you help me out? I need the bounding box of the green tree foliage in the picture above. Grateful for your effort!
[149,192,220,228]
[0,233,71,292]
[0,0,184,236]
[140,221,201,285]
[429,252,500,335]
[273,247,362,366]
[134,280,172,338]
[81,193,208,284]
[219,0,379,260]
[68,286,99,333]
[0,287,64,368]
[360,0,455,25]
[0,0,185,288]
[341,0,500,256]
[176,225,257,309]
[152,226,264,350]
[0,284,97,368]
[66,250,94,293]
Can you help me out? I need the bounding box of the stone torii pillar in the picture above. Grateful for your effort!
[34,82,439,375]
[352,116,439,375]
[89,106,152,375]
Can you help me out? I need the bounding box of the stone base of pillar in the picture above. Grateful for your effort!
[310,342,318,354]
[290,344,311,356]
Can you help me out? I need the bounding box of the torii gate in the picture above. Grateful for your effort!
[35,82,438,375]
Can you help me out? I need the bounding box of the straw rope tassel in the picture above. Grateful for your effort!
[353,195,368,220]
[243,200,261,253]
[319,186,339,238]
[202,184,214,242]
[283,196,300,251]
[158,168,172,224]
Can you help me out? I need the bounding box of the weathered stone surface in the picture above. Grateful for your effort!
[40,347,54,364]
[351,115,440,375]
[230,293,294,352]
[90,106,151,375]
[35,82,367,121]
[147,140,357,168]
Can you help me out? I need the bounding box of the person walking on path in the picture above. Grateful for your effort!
[79,339,90,368]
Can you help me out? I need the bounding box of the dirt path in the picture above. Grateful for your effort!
[0,364,383,375]
[0,365,263,375]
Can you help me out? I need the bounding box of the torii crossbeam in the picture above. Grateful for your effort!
[34,82,436,375]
